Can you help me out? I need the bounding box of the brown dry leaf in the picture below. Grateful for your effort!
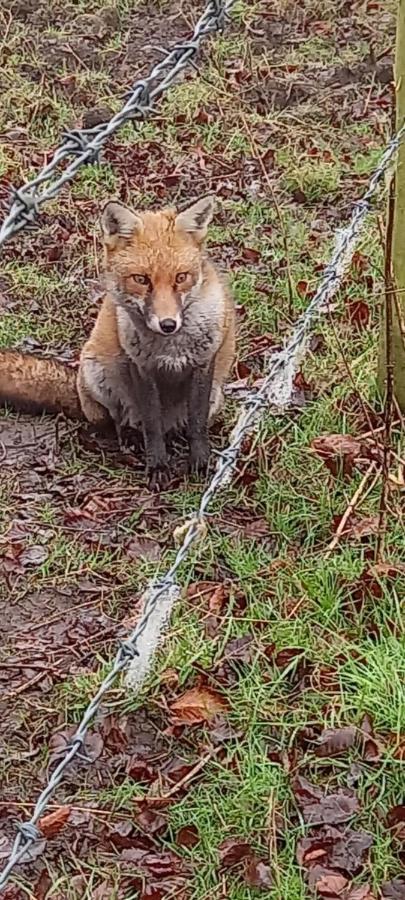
[176,825,200,848]
[297,825,373,876]
[92,882,112,899]
[170,686,229,724]
[136,809,168,836]
[359,714,384,762]
[333,515,380,541]
[347,299,370,330]
[244,856,273,889]
[292,777,360,825]
[33,871,53,900]
[241,246,261,264]
[386,805,405,843]
[208,584,228,614]
[219,837,252,869]
[315,726,358,758]
[312,434,365,477]
[347,516,380,539]
[308,865,348,895]
[345,886,377,900]
[381,879,405,900]
[38,805,71,837]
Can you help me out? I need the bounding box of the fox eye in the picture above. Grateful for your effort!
[175,272,188,285]
[131,274,150,286]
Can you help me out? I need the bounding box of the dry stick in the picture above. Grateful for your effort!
[375,176,396,562]
[158,746,222,800]
[240,113,295,319]
[324,462,379,558]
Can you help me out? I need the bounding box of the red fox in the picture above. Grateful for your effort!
[0,197,235,488]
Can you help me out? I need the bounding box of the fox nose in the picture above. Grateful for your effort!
[159,318,177,334]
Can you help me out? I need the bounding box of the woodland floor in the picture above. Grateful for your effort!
[0,1,404,898]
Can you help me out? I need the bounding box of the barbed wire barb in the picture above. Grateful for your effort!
[1,119,404,891]
[0,0,236,250]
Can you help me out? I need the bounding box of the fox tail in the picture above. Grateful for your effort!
[0,350,83,419]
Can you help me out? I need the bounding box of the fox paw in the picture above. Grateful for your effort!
[147,465,170,493]
[188,442,210,476]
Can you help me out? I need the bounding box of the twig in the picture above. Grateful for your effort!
[324,462,379,558]
[240,113,295,319]
[3,672,46,700]
[158,746,222,799]
[375,175,396,562]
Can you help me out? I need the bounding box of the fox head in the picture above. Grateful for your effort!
[101,196,215,336]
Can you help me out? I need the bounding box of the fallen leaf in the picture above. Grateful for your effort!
[33,871,53,900]
[121,848,187,878]
[315,726,358,758]
[381,878,405,900]
[186,582,228,614]
[348,517,380,539]
[139,887,164,900]
[297,826,373,876]
[219,837,252,869]
[274,647,305,668]
[18,545,49,567]
[136,809,168,836]
[176,825,200,848]
[170,686,229,724]
[159,756,196,786]
[359,714,383,762]
[312,434,366,478]
[107,821,146,850]
[235,361,252,379]
[125,537,161,562]
[92,882,112,899]
[0,888,24,900]
[297,279,310,298]
[347,300,370,330]
[244,856,273,888]
[101,714,129,752]
[38,805,71,837]
[222,634,253,665]
[292,777,360,825]
[387,805,405,843]
[309,333,327,354]
[208,584,228,614]
[241,246,261,264]
[351,252,368,273]
[345,886,377,900]
[126,757,155,783]
[308,865,348,895]
[332,515,380,541]
[209,716,243,744]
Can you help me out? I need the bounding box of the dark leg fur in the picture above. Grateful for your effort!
[131,365,169,490]
[187,363,214,474]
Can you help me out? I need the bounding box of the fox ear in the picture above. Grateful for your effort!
[101,201,142,248]
[175,195,215,241]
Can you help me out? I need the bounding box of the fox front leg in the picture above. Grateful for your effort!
[130,366,169,490]
[187,362,214,475]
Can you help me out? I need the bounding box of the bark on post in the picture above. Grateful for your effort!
[378,0,405,410]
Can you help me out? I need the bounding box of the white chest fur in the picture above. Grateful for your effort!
[116,290,224,374]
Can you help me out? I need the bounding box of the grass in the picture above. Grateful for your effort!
[0,0,403,897]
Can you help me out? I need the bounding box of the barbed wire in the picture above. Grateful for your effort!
[0,120,403,892]
[0,0,235,250]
